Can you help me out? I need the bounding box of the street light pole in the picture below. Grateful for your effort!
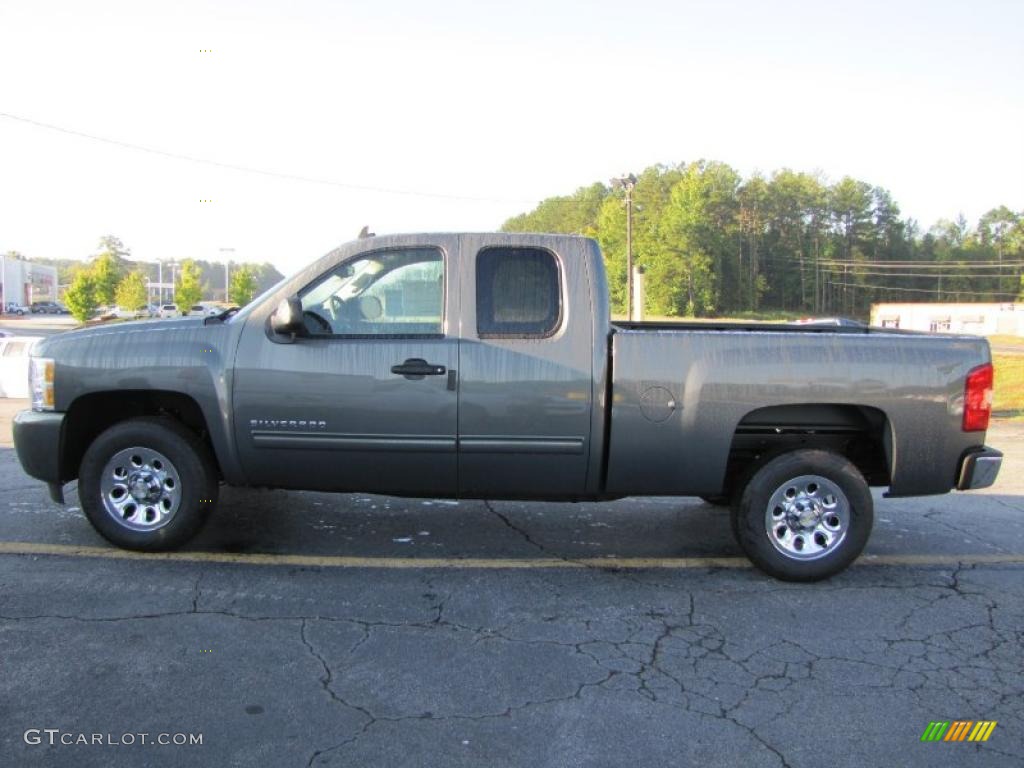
[219,248,235,303]
[611,174,638,319]
[169,262,179,303]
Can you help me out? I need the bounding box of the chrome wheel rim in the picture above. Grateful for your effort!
[100,447,181,531]
[764,474,849,561]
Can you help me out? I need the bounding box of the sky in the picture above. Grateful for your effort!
[0,0,1021,276]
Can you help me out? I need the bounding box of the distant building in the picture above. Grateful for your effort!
[870,302,1024,336]
[0,255,58,306]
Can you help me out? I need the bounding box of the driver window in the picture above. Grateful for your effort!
[298,247,444,336]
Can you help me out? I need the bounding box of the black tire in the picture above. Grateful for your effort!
[730,449,873,582]
[700,495,730,507]
[79,417,217,550]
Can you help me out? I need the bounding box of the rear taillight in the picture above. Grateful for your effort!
[963,363,993,432]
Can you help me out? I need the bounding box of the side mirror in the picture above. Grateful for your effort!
[271,297,304,337]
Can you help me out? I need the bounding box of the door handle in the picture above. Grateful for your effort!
[391,358,447,379]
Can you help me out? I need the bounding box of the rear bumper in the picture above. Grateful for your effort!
[957,447,1002,491]
[12,409,65,487]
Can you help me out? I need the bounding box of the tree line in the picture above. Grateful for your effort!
[501,162,1024,319]
[16,236,283,321]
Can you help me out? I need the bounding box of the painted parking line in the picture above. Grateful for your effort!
[0,541,1023,570]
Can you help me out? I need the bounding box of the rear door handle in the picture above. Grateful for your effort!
[391,358,447,379]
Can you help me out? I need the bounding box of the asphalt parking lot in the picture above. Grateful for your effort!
[1,397,1022,767]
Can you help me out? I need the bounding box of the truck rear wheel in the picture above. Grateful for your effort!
[731,449,873,581]
[79,417,217,551]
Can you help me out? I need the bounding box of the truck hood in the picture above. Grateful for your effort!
[34,317,209,360]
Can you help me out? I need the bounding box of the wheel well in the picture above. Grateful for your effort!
[61,390,220,481]
[723,404,892,494]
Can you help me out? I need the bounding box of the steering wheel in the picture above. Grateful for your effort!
[302,310,332,334]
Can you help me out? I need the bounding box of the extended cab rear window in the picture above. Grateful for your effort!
[476,247,561,338]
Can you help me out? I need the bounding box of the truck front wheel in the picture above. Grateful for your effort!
[79,417,217,551]
[731,450,873,581]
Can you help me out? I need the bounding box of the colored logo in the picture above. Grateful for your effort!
[921,721,997,742]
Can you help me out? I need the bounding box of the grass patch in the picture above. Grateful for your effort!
[993,353,1024,421]
[986,334,1024,350]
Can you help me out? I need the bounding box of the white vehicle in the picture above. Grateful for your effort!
[101,306,146,320]
[0,335,42,397]
[4,302,29,316]
[186,305,207,317]
[158,304,180,318]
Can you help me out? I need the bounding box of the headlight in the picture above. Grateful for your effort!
[30,357,55,411]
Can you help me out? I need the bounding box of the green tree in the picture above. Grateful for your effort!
[501,182,608,237]
[87,235,131,306]
[979,206,1022,270]
[115,271,148,311]
[97,235,131,261]
[64,270,96,322]
[499,161,1024,320]
[175,259,203,311]
[90,253,124,307]
[652,161,740,316]
[229,265,258,306]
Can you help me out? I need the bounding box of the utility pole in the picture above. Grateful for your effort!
[219,247,235,303]
[611,174,637,319]
[169,262,179,303]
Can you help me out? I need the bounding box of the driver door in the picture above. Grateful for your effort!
[232,237,459,496]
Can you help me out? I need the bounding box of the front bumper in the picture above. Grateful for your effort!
[957,447,1002,491]
[12,409,65,500]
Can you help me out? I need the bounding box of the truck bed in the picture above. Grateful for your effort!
[604,325,990,498]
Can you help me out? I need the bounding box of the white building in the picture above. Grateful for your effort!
[870,302,1024,336]
[0,255,58,306]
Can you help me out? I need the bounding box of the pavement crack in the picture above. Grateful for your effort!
[484,500,548,554]
[299,618,375,768]
[482,500,648,584]
[191,571,204,613]
[922,508,1011,553]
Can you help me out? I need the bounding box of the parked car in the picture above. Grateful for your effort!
[159,304,180,319]
[98,305,146,320]
[4,302,29,315]
[0,335,43,397]
[187,305,207,317]
[793,317,867,328]
[30,301,63,315]
[11,233,1002,581]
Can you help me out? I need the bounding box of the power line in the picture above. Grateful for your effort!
[818,259,1024,269]
[818,268,1021,279]
[0,110,530,205]
[827,281,1016,298]
[740,251,1024,274]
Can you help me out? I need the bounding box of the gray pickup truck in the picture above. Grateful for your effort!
[13,233,1002,580]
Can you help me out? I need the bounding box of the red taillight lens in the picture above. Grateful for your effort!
[963,363,993,432]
